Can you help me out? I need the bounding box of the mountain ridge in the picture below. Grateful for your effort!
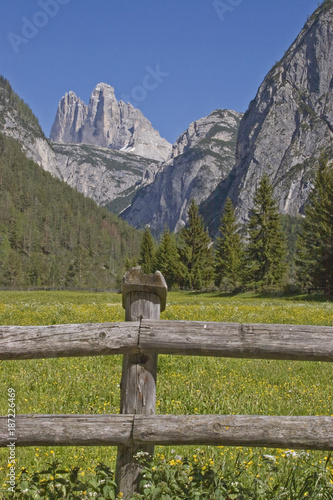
[203,0,333,235]
[121,109,242,233]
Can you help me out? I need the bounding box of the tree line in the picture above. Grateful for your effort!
[137,156,333,297]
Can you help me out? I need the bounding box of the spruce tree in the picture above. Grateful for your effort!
[215,198,244,290]
[179,199,214,289]
[247,175,287,288]
[296,156,333,296]
[138,226,155,274]
[154,227,183,287]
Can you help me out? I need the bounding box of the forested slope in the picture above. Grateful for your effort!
[0,133,141,288]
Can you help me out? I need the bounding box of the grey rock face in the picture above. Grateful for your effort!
[52,142,160,214]
[50,83,172,162]
[121,109,242,233]
[227,1,333,226]
[0,98,62,179]
[0,81,161,215]
[50,91,87,144]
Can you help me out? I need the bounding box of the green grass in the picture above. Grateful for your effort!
[0,290,332,498]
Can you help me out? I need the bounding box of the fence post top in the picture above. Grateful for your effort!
[122,267,168,311]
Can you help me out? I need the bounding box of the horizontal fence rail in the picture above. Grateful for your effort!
[0,322,139,360]
[1,414,332,451]
[1,319,333,362]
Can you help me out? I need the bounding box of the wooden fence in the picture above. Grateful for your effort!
[1,267,333,499]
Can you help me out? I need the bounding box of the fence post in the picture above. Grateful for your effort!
[116,267,167,499]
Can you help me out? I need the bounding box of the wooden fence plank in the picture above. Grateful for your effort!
[1,414,332,451]
[134,414,333,450]
[0,414,133,447]
[0,322,139,360]
[1,320,333,361]
[140,319,333,361]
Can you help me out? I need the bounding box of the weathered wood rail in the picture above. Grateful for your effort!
[1,319,333,361]
[1,414,332,450]
[1,267,332,499]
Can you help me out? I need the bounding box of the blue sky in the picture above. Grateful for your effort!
[0,0,321,144]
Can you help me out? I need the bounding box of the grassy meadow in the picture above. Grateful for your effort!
[0,290,333,498]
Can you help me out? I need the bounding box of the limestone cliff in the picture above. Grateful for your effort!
[50,83,172,162]
[121,109,242,232]
[52,142,160,214]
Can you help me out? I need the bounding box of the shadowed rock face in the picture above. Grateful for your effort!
[121,109,242,233]
[50,83,172,162]
[211,1,333,231]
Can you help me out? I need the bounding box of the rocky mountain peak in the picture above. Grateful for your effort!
[50,83,172,162]
[94,82,116,93]
[50,91,88,144]
[90,83,117,105]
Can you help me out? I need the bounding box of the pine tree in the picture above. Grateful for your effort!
[179,199,214,289]
[154,227,183,287]
[247,175,287,288]
[296,156,333,296]
[138,227,155,274]
[215,198,244,290]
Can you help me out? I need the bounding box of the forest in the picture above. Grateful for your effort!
[0,133,141,289]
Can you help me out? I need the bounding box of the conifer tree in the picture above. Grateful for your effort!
[247,175,287,287]
[296,156,333,296]
[179,199,214,289]
[154,227,183,287]
[138,226,155,274]
[215,198,244,290]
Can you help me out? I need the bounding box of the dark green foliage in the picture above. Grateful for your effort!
[296,156,333,296]
[138,226,156,274]
[124,255,139,272]
[4,461,118,499]
[215,198,245,290]
[179,199,214,289]
[154,227,184,287]
[247,175,287,287]
[281,214,303,264]
[0,133,141,288]
[5,453,333,499]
